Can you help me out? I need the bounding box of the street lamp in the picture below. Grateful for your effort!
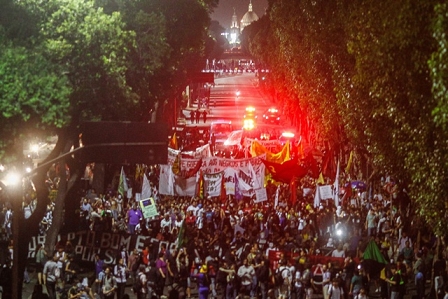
[3,170,22,299]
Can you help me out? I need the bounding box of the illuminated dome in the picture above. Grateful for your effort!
[240,0,259,32]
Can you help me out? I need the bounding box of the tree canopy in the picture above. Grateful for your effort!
[243,0,448,234]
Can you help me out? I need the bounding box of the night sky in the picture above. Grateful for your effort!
[211,0,269,29]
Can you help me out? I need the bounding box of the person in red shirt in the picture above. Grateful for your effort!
[142,245,150,266]
[185,210,196,227]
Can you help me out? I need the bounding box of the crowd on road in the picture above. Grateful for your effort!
[0,163,446,299]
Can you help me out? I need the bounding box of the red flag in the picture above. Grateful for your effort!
[262,158,307,184]
[169,132,178,150]
[183,159,202,178]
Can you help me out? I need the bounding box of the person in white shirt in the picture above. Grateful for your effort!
[160,214,172,231]
[328,279,344,299]
[186,201,199,216]
[331,244,346,258]
[276,260,292,299]
[322,264,332,299]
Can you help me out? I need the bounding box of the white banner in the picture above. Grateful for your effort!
[224,168,237,195]
[202,155,265,175]
[159,165,174,195]
[204,172,223,198]
[168,144,211,162]
[159,155,266,198]
[319,185,333,199]
[174,175,196,197]
[254,188,268,203]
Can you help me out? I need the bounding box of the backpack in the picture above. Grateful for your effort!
[274,267,288,287]
[132,273,144,293]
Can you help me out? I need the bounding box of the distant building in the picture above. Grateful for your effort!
[240,0,259,32]
[229,8,240,47]
[226,0,260,47]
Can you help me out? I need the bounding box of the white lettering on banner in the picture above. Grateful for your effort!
[28,231,252,266]
[159,155,266,197]
[167,144,211,164]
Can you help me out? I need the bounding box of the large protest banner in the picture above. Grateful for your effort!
[159,155,266,197]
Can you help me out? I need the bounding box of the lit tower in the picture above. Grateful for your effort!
[229,7,240,47]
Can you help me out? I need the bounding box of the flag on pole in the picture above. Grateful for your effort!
[317,172,325,185]
[177,219,188,248]
[275,185,280,208]
[118,167,128,197]
[196,170,204,199]
[363,240,388,277]
[172,154,181,175]
[141,173,151,200]
[345,151,353,174]
[169,132,178,150]
[313,185,321,208]
[248,162,261,189]
[333,160,340,207]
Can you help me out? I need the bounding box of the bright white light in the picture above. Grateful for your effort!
[25,167,32,173]
[336,229,343,236]
[5,172,21,186]
[31,144,39,153]
[282,132,295,138]
[0,165,4,172]
[236,91,240,97]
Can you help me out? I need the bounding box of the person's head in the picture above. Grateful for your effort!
[390,264,397,273]
[139,264,146,273]
[199,264,207,274]
[105,266,111,276]
[243,258,248,266]
[331,279,339,287]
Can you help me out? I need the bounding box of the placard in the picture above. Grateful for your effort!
[139,198,159,219]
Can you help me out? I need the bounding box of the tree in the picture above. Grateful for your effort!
[244,0,448,235]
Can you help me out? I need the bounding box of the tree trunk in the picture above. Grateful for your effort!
[44,157,67,253]
[44,138,80,253]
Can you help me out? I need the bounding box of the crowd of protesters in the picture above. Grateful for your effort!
[0,162,446,299]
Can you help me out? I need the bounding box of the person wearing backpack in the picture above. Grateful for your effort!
[301,263,315,299]
[43,252,60,299]
[275,260,291,299]
[328,279,344,299]
[114,258,128,299]
[133,265,147,299]
[101,266,117,299]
